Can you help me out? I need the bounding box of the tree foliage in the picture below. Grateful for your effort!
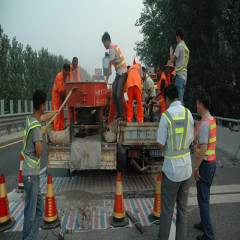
[0,25,90,107]
[135,0,240,118]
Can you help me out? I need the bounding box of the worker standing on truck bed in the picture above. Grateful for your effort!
[102,32,127,120]
[170,28,190,106]
[51,63,70,131]
[125,63,143,123]
[157,84,194,240]
[67,57,81,123]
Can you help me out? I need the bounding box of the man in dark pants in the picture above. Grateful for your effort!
[102,32,127,120]
[194,93,216,240]
[157,84,194,240]
[21,90,58,240]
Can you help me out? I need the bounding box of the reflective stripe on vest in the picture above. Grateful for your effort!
[162,107,190,158]
[196,117,217,162]
[21,116,41,169]
[175,43,189,74]
[110,45,127,70]
[143,75,154,94]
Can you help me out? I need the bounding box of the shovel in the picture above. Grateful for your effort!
[45,87,78,130]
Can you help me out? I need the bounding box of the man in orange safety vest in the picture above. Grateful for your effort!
[51,64,70,131]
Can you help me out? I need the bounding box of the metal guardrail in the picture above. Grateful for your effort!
[0,112,49,135]
[192,113,240,131]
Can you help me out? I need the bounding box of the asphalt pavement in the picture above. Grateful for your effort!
[0,129,240,240]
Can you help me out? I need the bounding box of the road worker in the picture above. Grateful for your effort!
[21,90,57,240]
[125,64,143,123]
[154,65,168,115]
[67,57,81,123]
[102,32,127,120]
[165,60,176,84]
[51,63,70,131]
[157,84,194,240]
[194,93,216,240]
[142,67,156,104]
[170,28,190,106]
[142,67,156,121]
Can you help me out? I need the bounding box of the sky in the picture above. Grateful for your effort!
[0,0,144,83]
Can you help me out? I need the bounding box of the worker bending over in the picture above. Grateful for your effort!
[125,64,143,123]
[102,32,127,120]
[142,67,156,104]
[52,64,70,131]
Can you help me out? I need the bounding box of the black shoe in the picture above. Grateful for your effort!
[196,234,210,240]
[194,222,203,231]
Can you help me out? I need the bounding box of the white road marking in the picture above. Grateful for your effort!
[40,167,46,175]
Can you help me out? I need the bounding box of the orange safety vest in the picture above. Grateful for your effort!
[110,45,127,70]
[52,71,65,108]
[67,65,81,82]
[196,117,217,162]
[157,72,167,100]
[125,63,142,95]
[167,70,175,85]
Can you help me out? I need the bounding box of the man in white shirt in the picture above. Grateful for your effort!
[157,84,194,240]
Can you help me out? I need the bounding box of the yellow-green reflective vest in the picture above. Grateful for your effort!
[162,107,190,158]
[175,43,190,74]
[142,74,155,95]
[21,116,41,169]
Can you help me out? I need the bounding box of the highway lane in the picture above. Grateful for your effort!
[0,137,48,193]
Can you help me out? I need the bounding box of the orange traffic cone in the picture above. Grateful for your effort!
[41,174,60,229]
[17,154,24,192]
[149,173,162,224]
[109,172,129,227]
[0,174,15,232]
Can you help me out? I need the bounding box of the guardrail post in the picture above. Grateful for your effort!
[18,100,21,113]
[46,101,49,111]
[1,100,4,115]
[10,100,13,114]
[24,100,28,113]
[30,101,33,112]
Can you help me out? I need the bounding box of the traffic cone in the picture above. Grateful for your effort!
[109,172,129,227]
[0,174,15,232]
[149,173,162,224]
[41,174,60,229]
[17,154,24,192]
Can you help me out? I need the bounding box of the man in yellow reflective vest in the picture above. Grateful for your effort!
[21,90,58,240]
[170,28,189,106]
[157,84,194,240]
[102,32,127,120]
[194,93,216,240]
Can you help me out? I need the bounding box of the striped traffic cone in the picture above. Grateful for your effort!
[149,173,162,224]
[41,174,60,229]
[0,174,15,232]
[109,172,129,227]
[17,154,24,192]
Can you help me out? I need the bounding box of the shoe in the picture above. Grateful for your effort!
[196,234,210,240]
[194,222,203,231]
